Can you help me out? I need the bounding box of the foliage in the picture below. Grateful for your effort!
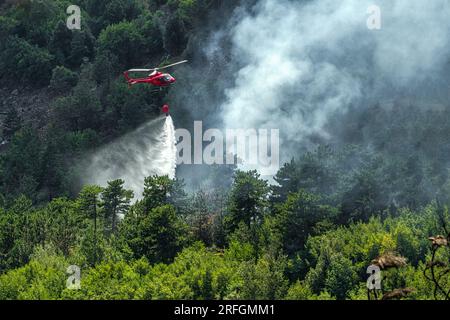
[0,0,449,301]
[0,35,55,86]
[224,170,269,234]
[50,66,79,93]
[101,179,133,234]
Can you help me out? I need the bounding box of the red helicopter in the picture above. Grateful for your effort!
[123,60,188,88]
[123,60,187,117]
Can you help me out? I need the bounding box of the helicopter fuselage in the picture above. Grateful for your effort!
[124,71,176,87]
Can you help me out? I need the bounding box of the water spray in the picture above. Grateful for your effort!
[82,114,177,199]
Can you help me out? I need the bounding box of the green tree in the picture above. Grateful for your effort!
[84,0,143,35]
[143,175,175,211]
[63,259,143,300]
[77,185,103,235]
[163,13,188,56]
[67,30,94,68]
[285,281,327,300]
[136,12,164,56]
[79,228,107,267]
[92,50,119,85]
[0,196,35,272]
[46,198,83,256]
[104,0,143,25]
[10,0,62,47]
[101,179,133,234]
[0,245,69,300]
[52,71,102,132]
[0,36,55,86]
[186,190,216,246]
[269,190,338,256]
[238,253,289,300]
[49,66,78,93]
[340,160,388,224]
[49,20,73,65]
[271,146,339,204]
[0,127,42,199]
[225,170,269,234]
[121,204,187,263]
[324,254,358,300]
[97,21,145,69]
[103,77,162,133]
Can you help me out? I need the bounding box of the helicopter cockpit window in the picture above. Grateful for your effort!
[162,75,172,82]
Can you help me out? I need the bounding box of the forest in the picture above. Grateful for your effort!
[0,0,449,300]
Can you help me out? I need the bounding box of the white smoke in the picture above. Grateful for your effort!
[82,116,177,198]
[219,0,450,159]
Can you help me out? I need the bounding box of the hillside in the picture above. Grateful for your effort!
[0,0,449,301]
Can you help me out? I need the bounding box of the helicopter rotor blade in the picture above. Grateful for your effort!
[155,60,188,71]
[127,69,154,72]
[127,60,187,73]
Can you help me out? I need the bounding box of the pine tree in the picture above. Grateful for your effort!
[78,185,103,235]
[225,170,269,234]
[49,21,73,65]
[101,179,133,234]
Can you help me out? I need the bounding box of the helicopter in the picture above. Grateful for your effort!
[123,60,188,88]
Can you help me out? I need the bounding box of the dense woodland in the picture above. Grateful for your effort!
[0,0,449,300]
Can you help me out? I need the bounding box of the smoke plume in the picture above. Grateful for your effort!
[183,0,450,165]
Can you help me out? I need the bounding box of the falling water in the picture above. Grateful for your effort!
[81,116,178,199]
[161,115,177,180]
